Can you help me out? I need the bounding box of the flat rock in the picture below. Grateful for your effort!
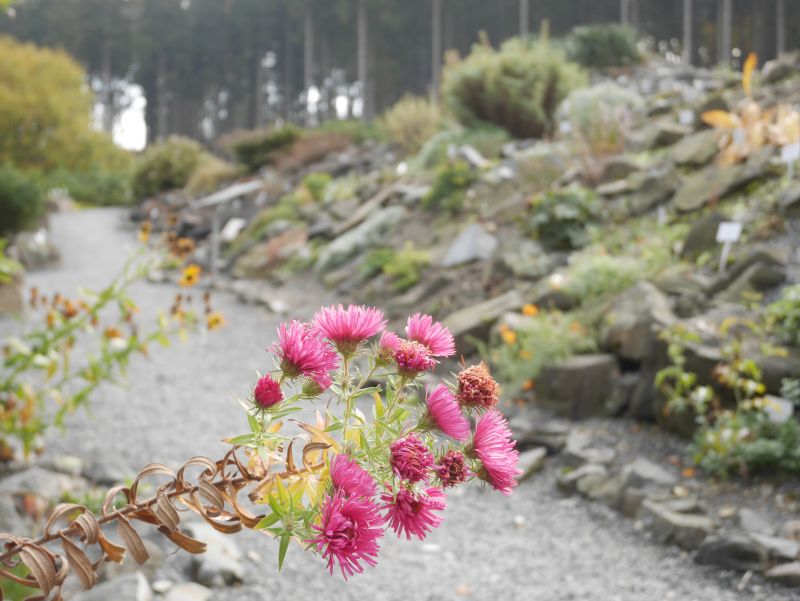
[165,583,213,601]
[749,532,800,562]
[696,533,769,572]
[671,129,720,167]
[620,458,678,491]
[517,447,547,482]
[510,419,570,453]
[72,572,152,601]
[536,354,619,420]
[441,223,498,267]
[186,521,244,587]
[737,507,775,535]
[443,289,523,354]
[638,499,714,551]
[765,561,800,587]
[556,464,609,497]
[680,212,726,260]
[0,466,85,499]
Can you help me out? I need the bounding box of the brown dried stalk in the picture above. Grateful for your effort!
[0,444,328,600]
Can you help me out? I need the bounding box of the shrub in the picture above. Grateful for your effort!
[415,125,510,168]
[363,243,430,292]
[379,95,442,155]
[45,167,133,206]
[561,82,645,155]
[132,136,204,201]
[563,254,642,303]
[226,126,299,172]
[0,37,130,173]
[766,285,800,347]
[567,24,641,69]
[273,131,351,172]
[0,165,43,235]
[442,38,586,139]
[301,172,332,202]
[318,119,380,144]
[527,187,599,251]
[422,160,476,212]
[483,309,597,394]
[0,239,22,284]
[184,155,239,197]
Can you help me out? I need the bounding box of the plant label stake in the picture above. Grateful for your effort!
[679,109,694,126]
[716,221,742,274]
[781,141,800,180]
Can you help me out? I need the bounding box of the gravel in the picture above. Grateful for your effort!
[6,208,796,600]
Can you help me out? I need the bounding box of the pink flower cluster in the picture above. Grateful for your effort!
[248,304,519,579]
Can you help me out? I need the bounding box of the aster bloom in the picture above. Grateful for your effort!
[457,362,500,410]
[379,330,401,353]
[406,313,455,357]
[390,434,435,483]
[471,410,520,496]
[331,455,377,499]
[313,305,386,356]
[308,492,384,579]
[254,374,283,408]
[436,450,470,488]
[382,487,446,540]
[392,339,436,377]
[424,384,470,441]
[274,320,339,383]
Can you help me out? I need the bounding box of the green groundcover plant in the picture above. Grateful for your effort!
[0,306,520,597]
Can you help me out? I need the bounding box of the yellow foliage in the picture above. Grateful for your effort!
[0,36,130,172]
[742,52,757,98]
[378,95,442,156]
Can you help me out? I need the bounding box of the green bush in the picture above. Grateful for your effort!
[561,82,645,155]
[0,165,43,235]
[527,187,599,251]
[184,155,239,197]
[228,127,299,173]
[563,254,642,303]
[415,125,510,168]
[301,172,332,202]
[0,239,22,284]
[132,136,204,201]
[568,24,641,69]
[422,160,476,212]
[379,95,442,156]
[363,243,430,292]
[766,285,800,346]
[442,38,586,139]
[46,168,133,206]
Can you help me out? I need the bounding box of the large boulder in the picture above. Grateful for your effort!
[679,212,726,260]
[535,354,619,420]
[440,223,498,267]
[622,163,681,216]
[600,282,675,363]
[695,534,769,572]
[671,129,720,167]
[638,499,715,551]
[710,249,786,302]
[442,289,523,354]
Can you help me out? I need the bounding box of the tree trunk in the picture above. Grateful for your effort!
[156,50,168,141]
[101,37,113,134]
[303,2,314,92]
[431,0,443,102]
[620,0,629,25]
[682,0,693,64]
[776,0,786,56]
[357,0,374,120]
[519,0,529,37]
[717,0,732,65]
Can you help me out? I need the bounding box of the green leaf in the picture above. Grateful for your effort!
[255,513,281,530]
[278,531,291,570]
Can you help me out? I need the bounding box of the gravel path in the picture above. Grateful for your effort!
[13,208,796,600]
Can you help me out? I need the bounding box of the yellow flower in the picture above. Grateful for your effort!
[501,329,517,345]
[206,311,225,331]
[138,221,152,243]
[179,264,202,287]
[522,303,539,317]
[518,350,532,360]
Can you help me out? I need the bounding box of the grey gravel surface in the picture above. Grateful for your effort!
[11,208,799,600]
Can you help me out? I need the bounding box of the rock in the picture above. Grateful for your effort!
[458,145,489,169]
[152,580,174,594]
[638,499,714,551]
[83,456,133,486]
[517,447,547,482]
[12,228,60,270]
[619,458,678,491]
[47,455,84,478]
[101,538,164,582]
[442,289,523,354]
[220,217,247,242]
[763,57,796,83]
[622,164,680,215]
[563,431,616,467]
[748,532,800,562]
[0,493,29,534]
[440,224,498,267]
[510,419,570,453]
[605,372,639,415]
[600,282,675,363]
[556,464,609,496]
[165,583,213,601]
[650,121,691,149]
[0,466,85,499]
[712,250,786,303]
[535,354,619,420]
[779,181,800,218]
[780,520,800,541]
[233,227,308,279]
[315,206,405,272]
[765,562,800,587]
[599,156,641,183]
[186,521,244,587]
[737,507,774,535]
[498,240,558,281]
[72,572,152,601]
[695,534,769,572]
[671,130,720,167]
[680,212,726,260]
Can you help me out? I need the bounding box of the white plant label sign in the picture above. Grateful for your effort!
[781,141,800,164]
[679,109,694,126]
[716,221,742,274]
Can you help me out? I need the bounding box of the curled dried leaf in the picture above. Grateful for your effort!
[59,535,97,590]
[116,515,149,565]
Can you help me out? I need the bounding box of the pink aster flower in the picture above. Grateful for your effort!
[313,305,386,356]
[406,313,455,357]
[379,330,401,353]
[382,487,446,540]
[392,339,436,377]
[308,492,384,579]
[424,384,470,441]
[436,450,470,488]
[253,374,283,408]
[471,410,520,496]
[331,455,376,499]
[274,320,339,384]
[390,434,435,483]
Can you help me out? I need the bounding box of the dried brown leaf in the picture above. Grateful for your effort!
[165,530,207,554]
[97,533,126,563]
[59,536,97,590]
[197,480,224,509]
[73,513,100,545]
[116,516,149,565]
[18,545,56,595]
[154,493,180,532]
